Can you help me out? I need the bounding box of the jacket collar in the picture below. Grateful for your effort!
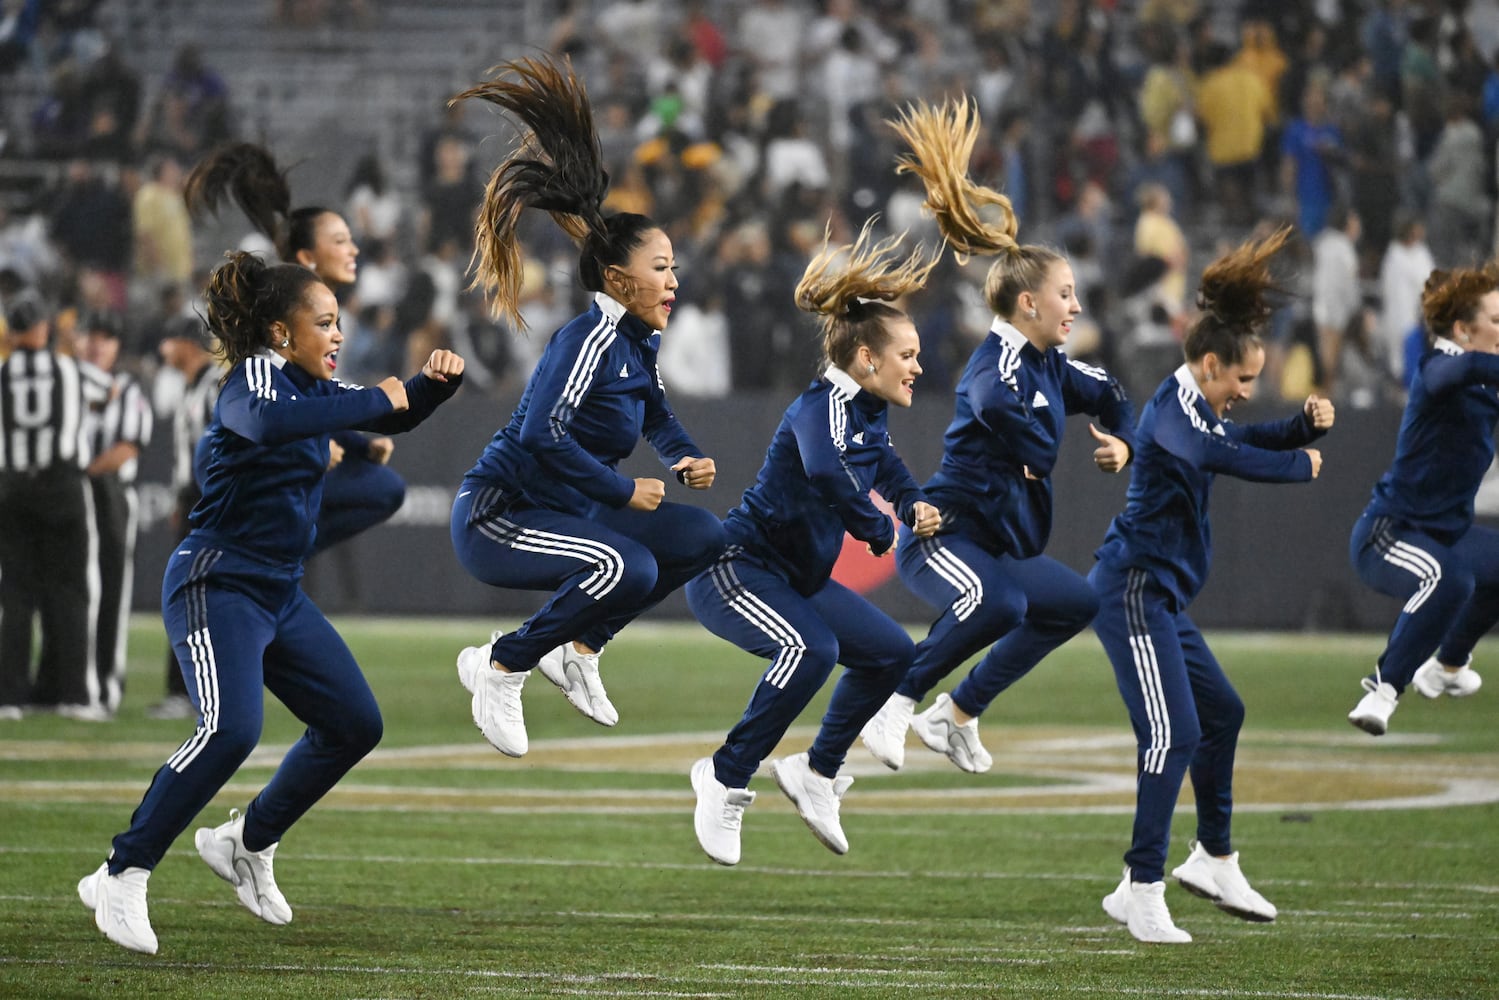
[991,318,1034,355]
[1434,336,1463,356]
[594,291,654,342]
[1173,364,1206,400]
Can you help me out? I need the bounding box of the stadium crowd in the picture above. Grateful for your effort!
[0,0,1497,409]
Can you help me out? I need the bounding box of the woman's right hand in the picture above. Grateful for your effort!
[378,376,409,411]
[629,477,666,511]
[1303,448,1322,479]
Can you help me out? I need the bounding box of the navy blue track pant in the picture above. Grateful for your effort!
[451,481,726,670]
[686,548,915,788]
[1351,514,1499,690]
[110,542,382,872]
[895,529,1098,717]
[312,452,406,556]
[1089,563,1244,883]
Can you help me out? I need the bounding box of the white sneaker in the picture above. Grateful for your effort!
[769,752,853,855]
[58,703,111,722]
[144,694,194,720]
[84,863,158,954]
[909,692,993,773]
[860,693,916,771]
[194,808,293,925]
[472,666,529,756]
[538,643,618,726]
[1102,867,1192,943]
[1348,677,1399,736]
[690,756,755,866]
[1171,841,1276,922]
[456,629,504,694]
[1411,656,1482,699]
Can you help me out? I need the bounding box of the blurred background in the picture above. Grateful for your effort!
[1,0,1496,632]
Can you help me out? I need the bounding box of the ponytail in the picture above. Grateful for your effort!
[185,142,333,262]
[1183,227,1291,365]
[452,56,658,329]
[203,251,324,377]
[889,98,1061,320]
[1420,263,1499,348]
[795,218,939,370]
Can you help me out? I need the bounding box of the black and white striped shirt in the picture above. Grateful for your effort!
[0,349,111,473]
[172,364,221,490]
[85,367,153,484]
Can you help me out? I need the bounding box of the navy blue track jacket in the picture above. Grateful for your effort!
[464,293,701,515]
[1365,338,1499,545]
[723,366,926,597]
[924,320,1135,557]
[1095,365,1322,610]
[192,351,460,564]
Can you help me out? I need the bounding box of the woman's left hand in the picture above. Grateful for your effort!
[672,456,716,490]
[367,436,395,464]
[1089,423,1130,473]
[1304,394,1335,430]
[422,350,466,382]
[911,501,942,538]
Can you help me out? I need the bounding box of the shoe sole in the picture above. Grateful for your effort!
[769,759,848,855]
[1347,712,1387,736]
[918,721,986,773]
[1173,871,1275,922]
[689,759,738,867]
[859,729,904,771]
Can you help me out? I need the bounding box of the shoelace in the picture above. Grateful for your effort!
[1135,885,1177,930]
[499,674,526,721]
[721,791,752,830]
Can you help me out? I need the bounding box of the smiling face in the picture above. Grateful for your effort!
[295,211,359,288]
[1018,259,1080,350]
[1456,290,1499,354]
[607,228,678,330]
[274,281,342,380]
[858,317,922,407]
[1197,342,1265,417]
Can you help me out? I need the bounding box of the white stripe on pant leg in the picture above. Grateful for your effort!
[167,624,219,772]
[1386,540,1442,614]
[923,538,984,622]
[1125,570,1171,775]
[1371,520,1444,615]
[710,557,807,690]
[478,516,626,599]
[80,477,101,708]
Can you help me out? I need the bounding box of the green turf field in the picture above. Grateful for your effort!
[1,617,1495,999]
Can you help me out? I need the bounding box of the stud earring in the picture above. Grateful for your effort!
[866,364,876,374]
[1028,310,1038,320]
[280,339,289,348]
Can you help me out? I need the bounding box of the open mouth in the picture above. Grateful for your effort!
[326,350,339,372]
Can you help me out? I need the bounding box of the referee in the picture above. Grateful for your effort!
[0,291,111,720]
[80,312,153,714]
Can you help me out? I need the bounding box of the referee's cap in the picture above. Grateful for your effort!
[4,290,47,333]
[162,313,215,350]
